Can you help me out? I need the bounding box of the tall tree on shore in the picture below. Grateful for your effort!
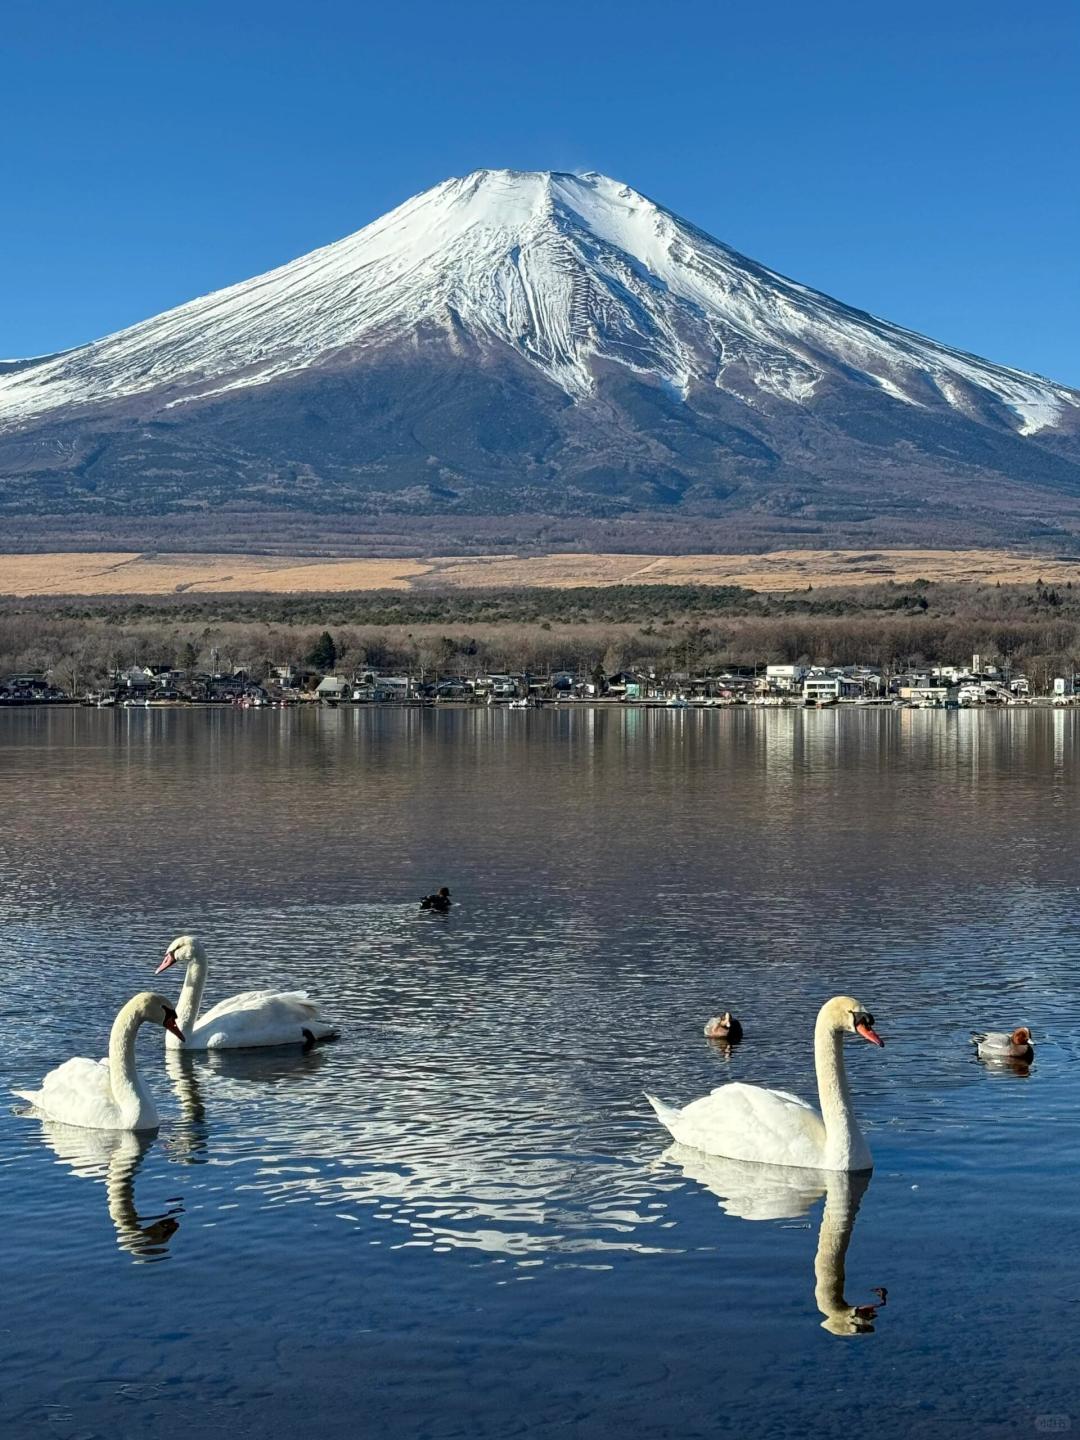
[309,631,337,671]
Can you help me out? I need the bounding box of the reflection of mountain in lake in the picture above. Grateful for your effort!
[36,1125,182,1262]
[663,1145,886,1336]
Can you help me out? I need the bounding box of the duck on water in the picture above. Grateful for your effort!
[704,1011,743,1043]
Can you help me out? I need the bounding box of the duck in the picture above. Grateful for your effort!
[972,1027,1034,1063]
[420,887,452,912]
[647,995,884,1172]
[156,934,339,1050]
[703,1011,743,1043]
[12,992,185,1131]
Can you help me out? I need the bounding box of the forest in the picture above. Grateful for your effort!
[3,578,1080,691]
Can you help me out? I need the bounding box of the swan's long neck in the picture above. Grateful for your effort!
[107,1000,157,1128]
[814,1014,871,1171]
[173,948,208,1046]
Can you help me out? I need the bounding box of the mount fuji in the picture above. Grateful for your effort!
[2,169,1079,547]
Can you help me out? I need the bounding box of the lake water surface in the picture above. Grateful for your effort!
[2,707,1079,1439]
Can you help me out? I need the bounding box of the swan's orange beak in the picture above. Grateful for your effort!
[856,1022,884,1047]
[156,953,176,974]
[164,1015,185,1042]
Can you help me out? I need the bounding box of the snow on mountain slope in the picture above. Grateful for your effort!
[1,169,1076,437]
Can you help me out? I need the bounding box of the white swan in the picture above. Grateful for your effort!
[12,992,184,1131]
[647,995,884,1172]
[157,934,338,1050]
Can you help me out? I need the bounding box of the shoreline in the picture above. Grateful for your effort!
[3,697,1076,713]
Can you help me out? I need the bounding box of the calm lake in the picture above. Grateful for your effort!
[3,706,1079,1439]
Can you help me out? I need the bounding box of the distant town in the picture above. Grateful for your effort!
[3,651,1078,710]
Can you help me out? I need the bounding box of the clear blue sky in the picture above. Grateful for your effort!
[4,0,1077,383]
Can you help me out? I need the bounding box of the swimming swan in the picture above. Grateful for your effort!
[157,935,338,1050]
[13,992,184,1132]
[647,995,884,1172]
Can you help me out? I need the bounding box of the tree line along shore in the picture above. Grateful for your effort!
[2,579,1080,699]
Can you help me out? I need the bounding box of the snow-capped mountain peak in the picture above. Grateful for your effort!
[1,168,1076,439]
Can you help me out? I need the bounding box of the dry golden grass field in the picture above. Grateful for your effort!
[2,547,1080,597]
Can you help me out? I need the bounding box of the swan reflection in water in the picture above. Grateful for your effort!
[164,1036,328,1127]
[184,1042,329,1087]
[35,1047,332,1263]
[36,1124,183,1261]
[161,1042,326,1153]
[662,1144,888,1336]
[162,1051,211,1164]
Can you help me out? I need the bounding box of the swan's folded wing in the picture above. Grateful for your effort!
[14,1056,118,1128]
[668,1082,827,1169]
[192,989,334,1048]
[195,989,314,1023]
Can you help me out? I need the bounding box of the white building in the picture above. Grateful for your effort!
[803,675,862,704]
[766,664,807,692]
[957,681,1013,705]
[899,684,951,704]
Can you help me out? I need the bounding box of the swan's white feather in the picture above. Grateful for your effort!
[13,994,174,1132]
[185,988,337,1050]
[648,997,880,1172]
[14,1056,134,1130]
[648,1082,828,1170]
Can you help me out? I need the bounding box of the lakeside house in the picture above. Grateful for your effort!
[0,674,68,705]
[766,664,806,693]
[316,675,350,702]
[803,672,864,704]
[899,683,953,704]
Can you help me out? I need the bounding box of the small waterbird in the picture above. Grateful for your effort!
[420,887,452,912]
[972,1027,1034,1063]
[703,1011,743,1042]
